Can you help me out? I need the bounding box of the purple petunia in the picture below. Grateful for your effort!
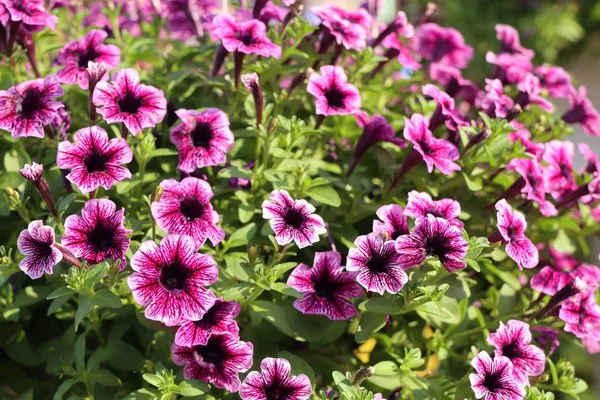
[543,140,576,198]
[372,204,409,240]
[415,23,473,69]
[559,291,600,339]
[478,79,514,119]
[422,84,467,132]
[0,75,64,139]
[404,191,462,228]
[212,14,281,58]
[57,126,133,193]
[172,335,253,393]
[17,220,63,279]
[469,351,526,400]
[307,66,361,117]
[561,86,600,137]
[262,190,327,249]
[287,251,362,320]
[93,68,167,135]
[507,158,557,216]
[493,199,538,270]
[128,235,218,326]
[515,74,554,112]
[170,108,234,173]
[395,214,468,273]
[174,298,240,347]
[0,0,57,29]
[311,5,371,51]
[151,177,225,248]
[494,24,534,59]
[535,64,572,99]
[240,357,313,400]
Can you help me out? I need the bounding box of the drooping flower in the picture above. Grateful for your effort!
[151,177,225,248]
[346,232,408,295]
[170,108,234,173]
[506,158,557,217]
[404,190,463,228]
[57,126,133,193]
[422,84,467,132]
[559,291,600,339]
[542,140,576,198]
[19,162,60,222]
[307,66,361,117]
[414,23,473,69]
[469,351,526,400]
[128,235,218,326]
[0,0,58,29]
[487,320,546,384]
[261,190,327,249]
[0,75,64,139]
[287,251,363,320]
[478,79,514,119]
[493,199,538,270]
[240,357,313,400]
[171,335,253,392]
[372,204,409,240]
[530,266,572,296]
[93,68,167,135]
[174,298,240,347]
[532,326,560,355]
[578,143,599,174]
[17,220,62,279]
[62,199,131,267]
[311,5,371,51]
[535,64,572,99]
[515,74,554,112]
[494,24,534,59]
[561,86,600,137]
[395,214,468,273]
[211,14,281,58]
[429,63,479,104]
[56,30,120,89]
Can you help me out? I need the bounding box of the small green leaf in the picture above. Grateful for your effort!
[306,185,341,207]
[227,223,257,248]
[90,369,122,387]
[75,296,93,331]
[53,378,76,400]
[178,380,209,396]
[355,312,387,343]
[94,289,122,309]
[359,297,403,315]
[47,287,75,300]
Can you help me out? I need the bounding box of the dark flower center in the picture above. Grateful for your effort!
[34,241,53,259]
[366,254,389,273]
[117,92,143,114]
[501,342,523,360]
[559,163,570,179]
[20,89,43,118]
[324,88,346,108]
[159,262,189,291]
[425,237,446,258]
[84,152,110,173]
[194,304,219,327]
[424,207,442,218]
[88,223,115,251]
[190,123,213,149]
[264,384,294,400]
[432,38,455,62]
[284,208,305,229]
[418,140,431,155]
[13,2,33,15]
[482,371,503,392]
[179,197,205,221]
[78,47,100,68]
[195,339,227,364]
[313,278,334,298]
[237,32,254,46]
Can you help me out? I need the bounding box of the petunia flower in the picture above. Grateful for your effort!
[404,191,463,228]
[486,51,532,85]
[62,199,131,267]
[171,335,253,393]
[469,351,526,400]
[429,63,479,104]
[261,190,327,249]
[240,357,313,400]
[17,220,63,279]
[494,24,534,59]
[311,5,371,51]
[371,10,414,47]
[532,326,560,355]
[212,14,281,58]
[422,84,467,132]
[19,162,60,222]
[56,30,120,89]
[561,85,600,137]
[0,75,64,139]
[372,204,409,240]
[506,158,557,216]
[535,64,572,99]
[163,0,218,41]
[0,0,57,29]
[151,177,225,248]
[543,140,576,198]
[492,199,538,270]
[414,23,473,69]
[93,68,167,135]
[395,214,468,273]
[307,66,361,117]
[578,143,599,174]
[508,121,545,160]
[287,251,363,320]
[57,126,133,193]
[170,108,234,173]
[478,79,514,119]
[174,298,240,347]
[559,292,600,339]
[515,74,554,112]
[487,320,546,384]
[346,232,408,295]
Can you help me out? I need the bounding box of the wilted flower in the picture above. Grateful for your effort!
[17,220,62,279]
[19,162,60,222]
[404,190,463,228]
[415,23,473,69]
[561,85,600,137]
[175,298,240,347]
[241,73,264,126]
[372,204,409,240]
[469,351,526,400]
[492,199,538,270]
[240,357,313,400]
[307,66,361,117]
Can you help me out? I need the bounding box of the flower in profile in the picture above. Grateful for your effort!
[346,232,408,295]
[307,66,361,117]
[0,0,58,29]
[395,215,468,273]
[175,298,240,347]
[535,65,572,99]
[508,121,545,160]
[172,335,253,392]
[561,85,600,137]
[469,351,526,400]
[533,326,560,355]
[240,357,312,400]
[507,158,556,217]
[530,266,571,296]
[17,220,62,279]
[372,204,409,240]
[403,114,460,175]
[62,199,131,267]
[478,79,514,119]
[494,24,534,59]
[57,126,133,193]
[128,235,218,326]
[543,140,576,197]
[404,191,463,228]
[287,251,363,320]
[578,143,599,174]
[93,68,167,135]
[241,73,264,126]
[0,75,64,139]
[311,5,371,51]
[56,30,120,89]
[515,74,554,112]
[163,0,218,41]
[493,199,538,270]
[19,162,60,222]
[429,64,479,104]
[415,23,473,69]
[212,14,281,58]
[559,291,600,339]
[262,190,326,249]
[151,177,225,248]
[422,84,467,132]
[487,320,546,384]
[170,108,234,173]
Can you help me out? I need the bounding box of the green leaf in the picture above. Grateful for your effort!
[75,296,93,331]
[94,289,122,308]
[84,262,109,287]
[74,335,86,371]
[227,223,257,248]
[104,341,145,371]
[147,148,178,159]
[53,378,76,400]
[90,369,121,387]
[122,389,160,400]
[306,185,341,207]
[218,166,253,179]
[47,295,70,316]
[178,380,209,396]
[359,297,403,315]
[373,361,400,376]
[47,287,76,300]
[278,351,316,387]
[142,373,162,387]
[355,312,387,343]
[270,282,302,298]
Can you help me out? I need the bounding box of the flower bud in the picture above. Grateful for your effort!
[19,162,60,223]
[352,366,375,386]
[151,185,164,203]
[241,73,264,127]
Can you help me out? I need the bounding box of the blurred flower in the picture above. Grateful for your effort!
[493,199,538,270]
[163,0,218,40]
[507,158,556,216]
[0,0,57,29]
[494,24,534,59]
[543,140,576,198]
[515,74,553,112]
[212,14,281,58]
[240,357,312,400]
[17,220,62,279]
[422,84,468,132]
[508,121,544,160]
[404,191,462,228]
[532,326,560,355]
[429,64,479,104]
[372,204,409,240]
[311,5,371,51]
[228,161,254,191]
[535,64,572,99]
[414,23,473,69]
[469,351,526,400]
[561,85,600,137]
[175,298,240,347]
[307,66,361,117]
[478,79,514,119]
[559,292,600,339]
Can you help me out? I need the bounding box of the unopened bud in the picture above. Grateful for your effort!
[248,245,259,265]
[352,366,375,386]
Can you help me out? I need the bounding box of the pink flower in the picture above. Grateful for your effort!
[559,292,600,339]
[0,0,57,29]
[535,65,572,99]
[486,52,532,85]
[429,63,479,104]
[93,68,167,135]
[507,158,557,217]
[404,190,463,228]
[515,74,554,112]
[261,190,326,249]
[381,32,421,71]
[422,84,467,132]
[494,24,534,59]
[240,357,312,400]
[56,30,120,89]
[212,14,281,58]
[17,220,62,279]
[311,5,371,51]
[561,85,600,137]
[543,140,576,198]
[57,126,133,193]
[478,79,514,119]
[307,66,361,117]
[372,204,409,240]
[151,177,225,248]
[128,235,218,326]
[163,0,218,40]
[0,75,64,139]
[287,251,363,320]
[62,199,131,267]
[578,143,598,174]
[533,326,560,355]
[494,199,538,270]
[508,121,544,160]
[415,23,473,69]
[174,298,240,347]
[469,351,526,400]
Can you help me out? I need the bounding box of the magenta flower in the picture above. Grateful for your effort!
[507,158,557,217]
[56,30,120,89]
[404,190,462,228]
[535,65,572,99]
[0,0,57,29]
[487,320,546,384]
[57,126,133,193]
[240,357,312,400]
[515,74,554,112]
[372,204,409,240]
[531,263,600,297]
[559,292,600,339]
[170,108,234,173]
[17,220,62,279]
[174,298,240,347]
[261,190,326,249]
[93,68,167,135]
[429,64,479,104]
[478,79,514,119]
[151,177,225,248]
[311,5,371,51]
[508,121,545,160]
[163,0,218,40]
[403,114,460,175]
[307,66,361,117]
[469,351,526,400]
[172,335,253,393]
[422,84,467,132]
[533,326,560,355]
[287,251,362,320]
[212,14,281,58]
[578,143,598,174]
[346,233,408,295]
[62,199,131,267]
[494,24,534,59]
[493,199,538,270]
[0,75,64,139]
[128,235,218,326]
[561,86,600,137]
[543,140,576,198]
[395,215,468,273]
[415,23,473,69]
